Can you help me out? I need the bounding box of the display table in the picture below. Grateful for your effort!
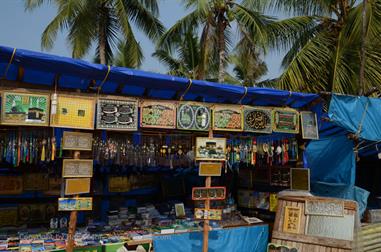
[153,224,268,252]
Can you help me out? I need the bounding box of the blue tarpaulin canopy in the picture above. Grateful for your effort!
[329,94,381,142]
[0,45,318,108]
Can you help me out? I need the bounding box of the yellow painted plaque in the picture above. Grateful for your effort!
[283,206,302,234]
[65,178,91,195]
[269,193,278,212]
[50,94,95,129]
[199,162,222,176]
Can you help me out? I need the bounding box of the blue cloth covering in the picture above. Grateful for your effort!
[329,94,381,142]
[305,134,355,185]
[153,225,268,252]
[0,45,318,108]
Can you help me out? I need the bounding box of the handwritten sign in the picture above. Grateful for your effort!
[65,178,91,195]
[96,98,138,131]
[0,176,22,194]
[58,197,93,211]
[62,159,93,178]
[62,131,93,151]
[283,206,301,234]
[305,199,344,217]
[192,187,226,200]
[194,208,222,220]
[177,102,211,131]
[301,111,319,140]
[140,100,176,129]
[199,162,222,176]
[212,105,243,131]
[272,108,299,133]
[244,106,272,133]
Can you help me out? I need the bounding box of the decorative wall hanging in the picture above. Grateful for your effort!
[62,131,93,151]
[65,178,91,195]
[50,94,95,130]
[192,186,226,200]
[96,98,138,131]
[269,193,278,212]
[1,91,50,126]
[212,105,243,131]
[195,137,226,161]
[18,203,56,223]
[23,173,49,191]
[62,159,93,178]
[108,176,130,192]
[283,206,302,234]
[140,100,176,129]
[198,162,222,176]
[0,208,18,227]
[175,203,185,218]
[194,208,222,220]
[272,108,300,133]
[305,199,344,217]
[58,197,93,211]
[0,176,23,194]
[290,168,310,191]
[44,178,62,195]
[177,102,211,131]
[300,111,319,140]
[243,106,272,133]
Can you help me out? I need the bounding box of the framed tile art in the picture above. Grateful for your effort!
[50,94,95,130]
[1,91,50,126]
[96,97,138,131]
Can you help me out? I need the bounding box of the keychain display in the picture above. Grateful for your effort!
[0,130,57,167]
[93,134,194,169]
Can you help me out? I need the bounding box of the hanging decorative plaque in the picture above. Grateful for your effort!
[300,111,319,140]
[0,176,23,194]
[212,105,243,131]
[177,102,211,131]
[1,91,50,126]
[65,178,91,195]
[62,131,93,151]
[50,94,95,130]
[140,100,177,129]
[62,159,93,178]
[272,108,299,133]
[96,98,138,131]
[23,173,49,191]
[0,208,18,227]
[243,106,272,133]
[194,208,222,220]
[58,197,93,211]
[283,206,302,234]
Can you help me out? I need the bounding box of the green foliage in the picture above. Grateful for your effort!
[25,0,164,66]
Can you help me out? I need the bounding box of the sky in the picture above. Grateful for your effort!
[0,0,283,80]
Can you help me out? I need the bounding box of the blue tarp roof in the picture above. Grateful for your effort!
[0,45,318,108]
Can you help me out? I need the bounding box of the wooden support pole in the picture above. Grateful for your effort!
[202,129,214,252]
[66,150,80,252]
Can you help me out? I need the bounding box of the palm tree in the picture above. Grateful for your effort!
[231,36,268,86]
[157,0,272,83]
[25,0,164,66]
[249,0,381,95]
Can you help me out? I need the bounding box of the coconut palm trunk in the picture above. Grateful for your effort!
[217,13,226,83]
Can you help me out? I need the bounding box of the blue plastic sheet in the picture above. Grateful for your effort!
[305,134,355,185]
[329,94,381,141]
[0,45,318,107]
[153,225,268,252]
